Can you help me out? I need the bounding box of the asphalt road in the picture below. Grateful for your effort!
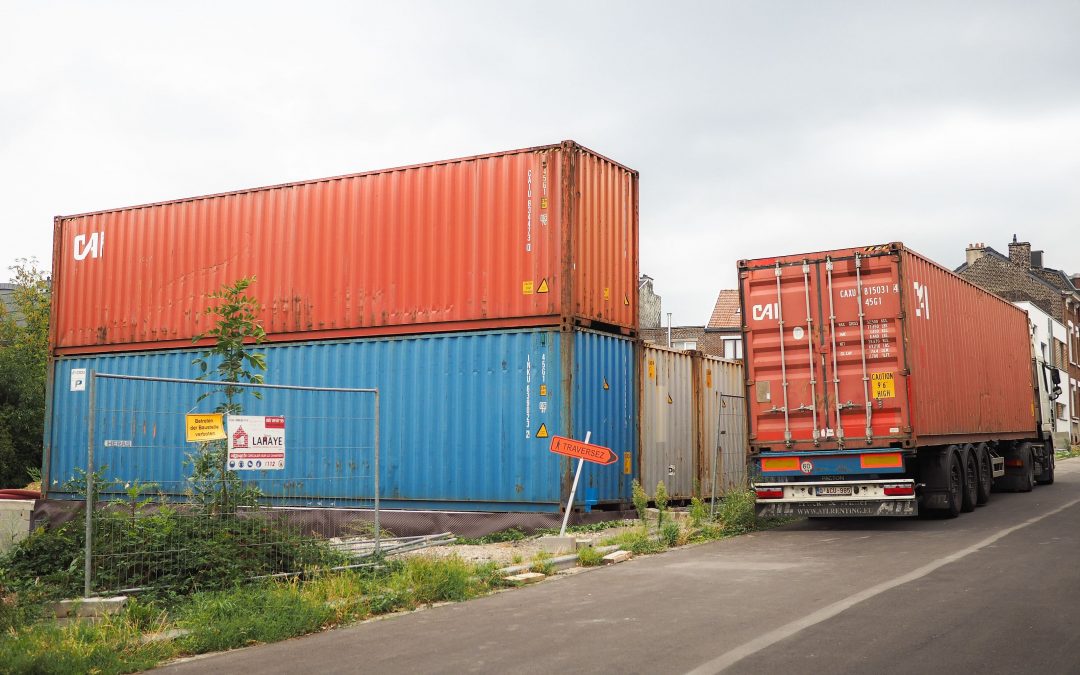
[160,458,1080,674]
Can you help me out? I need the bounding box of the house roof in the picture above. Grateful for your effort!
[707,289,741,330]
[955,247,1078,296]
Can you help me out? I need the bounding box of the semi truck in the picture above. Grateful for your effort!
[740,243,1063,518]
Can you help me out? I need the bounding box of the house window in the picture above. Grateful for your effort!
[673,340,698,351]
[722,337,743,360]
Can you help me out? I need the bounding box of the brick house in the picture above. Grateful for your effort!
[705,289,743,360]
[956,237,1080,443]
[640,325,712,353]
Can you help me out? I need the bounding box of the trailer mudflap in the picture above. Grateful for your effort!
[757,499,917,517]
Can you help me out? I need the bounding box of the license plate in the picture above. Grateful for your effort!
[816,485,853,496]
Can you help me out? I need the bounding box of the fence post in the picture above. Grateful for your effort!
[373,390,380,554]
[84,370,96,598]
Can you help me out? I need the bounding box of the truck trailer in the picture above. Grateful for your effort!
[739,242,1060,517]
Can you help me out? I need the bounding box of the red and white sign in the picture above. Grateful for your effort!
[549,435,617,465]
[227,415,286,470]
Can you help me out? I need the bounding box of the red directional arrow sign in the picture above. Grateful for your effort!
[549,435,617,465]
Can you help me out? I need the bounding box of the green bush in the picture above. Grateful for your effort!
[688,496,709,528]
[717,487,758,536]
[631,479,648,523]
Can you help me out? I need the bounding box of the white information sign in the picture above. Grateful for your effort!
[227,415,286,470]
[71,368,87,392]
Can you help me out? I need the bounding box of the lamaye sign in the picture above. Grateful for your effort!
[227,415,286,470]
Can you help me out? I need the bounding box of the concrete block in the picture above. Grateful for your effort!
[602,550,632,564]
[575,538,595,550]
[51,596,128,619]
[538,535,576,555]
[503,572,546,584]
[0,499,34,556]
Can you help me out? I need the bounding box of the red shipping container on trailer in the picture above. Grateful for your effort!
[50,141,638,355]
[739,242,1036,454]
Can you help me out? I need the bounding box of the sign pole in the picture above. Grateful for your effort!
[559,431,590,537]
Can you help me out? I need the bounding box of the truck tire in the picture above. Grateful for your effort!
[1036,444,1055,485]
[942,449,963,518]
[1019,445,1035,493]
[960,445,977,513]
[974,443,992,505]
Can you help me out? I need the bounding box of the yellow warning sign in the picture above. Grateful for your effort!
[536,423,549,438]
[667,394,673,404]
[540,197,548,209]
[706,369,713,388]
[537,279,549,294]
[602,377,609,391]
[185,413,225,443]
[623,452,632,475]
[522,281,534,295]
[539,384,547,396]
[871,372,895,399]
[648,360,656,380]
[623,295,630,306]
[603,287,610,300]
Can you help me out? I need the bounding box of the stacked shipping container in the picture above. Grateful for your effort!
[45,141,641,512]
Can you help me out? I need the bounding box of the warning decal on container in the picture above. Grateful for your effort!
[540,197,548,209]
[522,281,534,295]
[624,295,630,306]
[871,372,895,399]
[536,423,549,438]
[537,278,549,293]
[602,377,609,391]
[603,287,610,300]
[648,360,656,380]
[539,384,547,396]
[623,452,632,475]
[667,394,673,404]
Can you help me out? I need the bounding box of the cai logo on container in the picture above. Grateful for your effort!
[73,231,105,260]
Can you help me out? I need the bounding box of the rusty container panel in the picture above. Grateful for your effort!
[639,345,696,499]
[51,141,638,355]
[694,354,746,498]
[739,243,1035,453]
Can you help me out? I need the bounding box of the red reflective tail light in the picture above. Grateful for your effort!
[755,487,784,500]
[1004,458,1024,468]
[883,484,915,496]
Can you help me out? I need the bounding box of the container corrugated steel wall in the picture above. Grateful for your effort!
[694,355,747,497]
[51,141,638,355]
[898,248,1035,443]
[44,328,636,512]
[639,345,695,499]
[740,242,1036,454]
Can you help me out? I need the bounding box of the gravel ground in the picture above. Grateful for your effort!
[404,521,640,567]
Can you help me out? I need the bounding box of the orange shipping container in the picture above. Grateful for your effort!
[51,141,638,355]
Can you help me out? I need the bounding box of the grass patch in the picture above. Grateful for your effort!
[600,528,666,555]
[453,527,528,545]
[529,551,555,575]
[0,609,177,674]
[1056,446,1080,460]
[577,547,604,567]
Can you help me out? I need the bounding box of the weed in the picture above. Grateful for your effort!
[511,553,524,565]
[632,479,649,524]
[1056,446,1080,460]
[530,551,555,576]
[454,527,528,546]
[689,496,709,528]
[655,480,669,528]
[660,520,680,547]
[577,547,604,567]
[716,487,758,536]
[605,529,664,555]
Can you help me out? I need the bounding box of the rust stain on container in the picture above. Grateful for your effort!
[51,141,638,355]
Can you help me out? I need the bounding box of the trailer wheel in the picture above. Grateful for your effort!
[1019,445,1035,493]
[960,445,977,513]
[975,443,992,505]
[943,449,963,518]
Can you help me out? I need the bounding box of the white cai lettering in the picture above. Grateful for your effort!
[73,232,105,260]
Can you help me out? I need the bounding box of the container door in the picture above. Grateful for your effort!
[742,248,906,451]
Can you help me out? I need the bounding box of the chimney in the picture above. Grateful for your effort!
[965,242,986,267]
[1070,273,1080,290]
[1008,234,1031,269]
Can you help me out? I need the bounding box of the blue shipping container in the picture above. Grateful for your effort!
[45,328,637,512]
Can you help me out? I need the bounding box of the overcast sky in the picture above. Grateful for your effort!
[2,1,1077,324]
